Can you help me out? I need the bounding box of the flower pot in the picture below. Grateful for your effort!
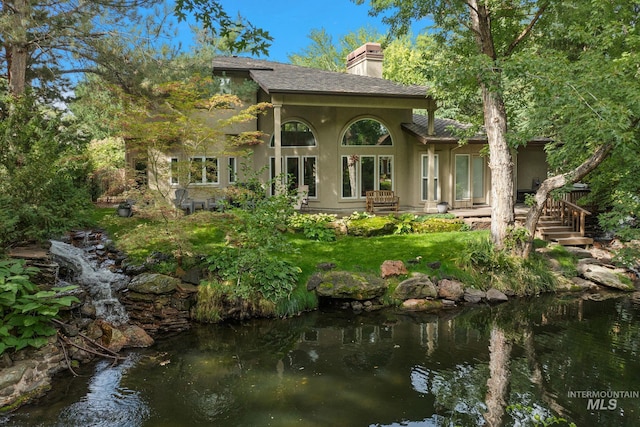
[436,202,449,214]
[117,207,132,217]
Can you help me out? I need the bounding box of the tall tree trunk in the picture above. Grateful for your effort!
[4,0,30,96]
[519,143,613,257]
[468,0,515,249]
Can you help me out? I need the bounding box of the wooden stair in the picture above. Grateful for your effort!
[518,208,594,247]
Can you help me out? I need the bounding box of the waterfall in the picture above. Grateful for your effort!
[50,240,130,325]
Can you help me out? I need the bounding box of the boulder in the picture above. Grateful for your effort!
[576,263,635,291]
[314,271,388,300]
[486,288,508,303]
[381,260,408,279]
[464,288,486,304]
[128,273,182,294]
[400,299,442,312]
[437,279,465,301]
[393,275,437,300]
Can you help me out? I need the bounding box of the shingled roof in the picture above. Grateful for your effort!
[402,114,487,143]
[212,56,431,99]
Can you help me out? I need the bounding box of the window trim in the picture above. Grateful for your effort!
[341,117,393,147]
[189,156,219,185]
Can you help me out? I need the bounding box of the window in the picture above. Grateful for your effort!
[170,158,179,184]
[273,156,317,197]
[455,154,470,200]
[189,157,218,184]
[228,157,236,184]
[342,119,392,146]
[270,121,316,147]
[421,154,439,201]
[341,155,393,198]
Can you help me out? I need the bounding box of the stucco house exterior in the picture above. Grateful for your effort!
[157,43,548,213]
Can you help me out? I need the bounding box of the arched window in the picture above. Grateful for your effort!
[342,119,392,146]
[270,121,316,147]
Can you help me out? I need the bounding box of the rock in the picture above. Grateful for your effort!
[351,301,364,312]
[314,271,388,300]
[570,277,600,291]
[561,246,594,259]
[400,299,442,312]
[393,275,437,300]
[441,299,456,307]
[180,266,208,285]
[381,260,408,279]
[316,262,336,271]
[96,321,154,352]
[437,279,465,301]
[577,263,635,291]
[128,273,182,294]
[427,261,441,270]
[486,288,508,303]
[464,288,486,303]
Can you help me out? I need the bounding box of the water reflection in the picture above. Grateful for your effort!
[3,295,640,427]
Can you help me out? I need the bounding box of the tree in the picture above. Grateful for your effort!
[358,0,640,254]
[0,0,272,99]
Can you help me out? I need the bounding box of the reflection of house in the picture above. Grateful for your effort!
[163,43,548,212]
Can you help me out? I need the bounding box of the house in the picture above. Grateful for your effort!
[156,43,548,213]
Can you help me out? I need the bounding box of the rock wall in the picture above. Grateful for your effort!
[0,338,66,412]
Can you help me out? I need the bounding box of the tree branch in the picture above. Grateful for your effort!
[504,2,549,57]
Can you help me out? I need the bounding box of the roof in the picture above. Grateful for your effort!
[403,114,487,143]
[212,56,431,99]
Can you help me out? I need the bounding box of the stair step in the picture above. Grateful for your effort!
[554,237,594,246]
[537,225,573,232]
[542,231,582,239]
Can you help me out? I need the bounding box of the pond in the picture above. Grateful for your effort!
[2,295,639,427]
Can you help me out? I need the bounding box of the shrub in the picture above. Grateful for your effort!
[412,217,467,233]
[287,213,337,241]
[0,260,79,354]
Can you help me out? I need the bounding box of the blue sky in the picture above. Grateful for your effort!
[206,0,431,63]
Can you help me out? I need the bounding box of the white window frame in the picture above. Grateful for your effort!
[228,157,236,184]
[189,156,219,185]
[341,154,394,199]
[421,154,439,201]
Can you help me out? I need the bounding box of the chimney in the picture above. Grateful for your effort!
[346,43,383,78]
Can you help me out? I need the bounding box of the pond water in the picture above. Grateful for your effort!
[2,295,639,427]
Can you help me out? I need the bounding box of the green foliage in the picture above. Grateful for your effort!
[287,213,337,242]
[206,247,300,302]
[0,94,94,248]
[612,243,640,270]
[202,171,302,306]
[545,245,578,278]
[455,237,557,295]
[0,260,79,355]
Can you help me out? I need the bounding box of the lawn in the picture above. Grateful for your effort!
[94,205,485,283]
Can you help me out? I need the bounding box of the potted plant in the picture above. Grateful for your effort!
[117,201,132,217]
[436,201,449,214]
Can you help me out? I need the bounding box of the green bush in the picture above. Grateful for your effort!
[412,217,467,233]
[287,213,337,241]
[0,260,79,354]
[347,216,396,236]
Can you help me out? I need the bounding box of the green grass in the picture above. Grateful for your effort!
[283,231,487,284]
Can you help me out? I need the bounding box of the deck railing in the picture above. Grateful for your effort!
[542,196,592,237]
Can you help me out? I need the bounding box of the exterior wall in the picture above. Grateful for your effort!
[515,144,548,191]
[143,77,548,213]
[251,100,416,212]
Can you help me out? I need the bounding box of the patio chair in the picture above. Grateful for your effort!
[295,185,309,211]
[173,188,195,214]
